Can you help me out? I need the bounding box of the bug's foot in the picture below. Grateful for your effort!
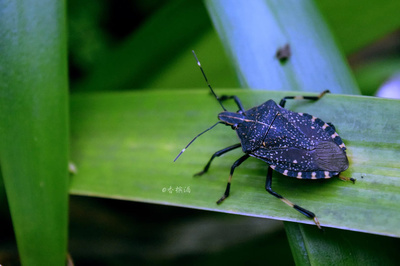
[319,90,330,97]
[313,216,322,230]
[339,175,356,184]
[216,195,228,204]
[193,170,206,177]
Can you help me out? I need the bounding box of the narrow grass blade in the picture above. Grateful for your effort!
[0,1,69,264]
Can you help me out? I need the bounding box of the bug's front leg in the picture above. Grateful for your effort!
[217,154,250,204]
[194,143,241,177]
[265,167,321,229]
[279,90,330,108]
[218,95,246,113]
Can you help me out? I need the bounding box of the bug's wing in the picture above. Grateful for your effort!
[313,141,349,172]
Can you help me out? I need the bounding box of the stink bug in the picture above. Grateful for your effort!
[175,51,351,228]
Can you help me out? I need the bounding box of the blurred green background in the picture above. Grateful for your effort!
[1,0,400,265]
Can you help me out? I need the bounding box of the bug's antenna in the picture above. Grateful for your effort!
[192,50,227,111]
[174,121,223,162]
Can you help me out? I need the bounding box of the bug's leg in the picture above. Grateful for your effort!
[279,90,330,108]
[265,167,322,229]
[218,95,246,113]
[216,154,250,204]
[194,143,242,176]
[338,174,356,184]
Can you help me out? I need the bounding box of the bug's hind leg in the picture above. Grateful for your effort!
[194,143,241,176]
[279,90,330,108]
[217,154,250,204]
[265,167,321,229]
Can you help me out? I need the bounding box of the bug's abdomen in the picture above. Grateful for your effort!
[251,142,348,179]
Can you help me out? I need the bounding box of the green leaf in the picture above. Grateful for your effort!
[0,0,69,264]
[285,222,400,265]
[69,90,400,237]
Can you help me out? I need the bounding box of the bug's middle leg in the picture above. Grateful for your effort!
[265,167,321,229]
[194,143,241,176]
[279,90,330,108]
[216,154,250,204]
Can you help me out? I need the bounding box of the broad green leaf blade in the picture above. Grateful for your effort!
[0,1,69,265]
[69,90,400,237]
[204,0,360,94]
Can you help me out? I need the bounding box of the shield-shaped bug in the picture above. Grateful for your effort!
[175,51,353,228]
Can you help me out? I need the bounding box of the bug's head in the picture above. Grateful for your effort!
[218,111,245,130]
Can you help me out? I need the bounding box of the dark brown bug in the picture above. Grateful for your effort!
[175,51,352,228]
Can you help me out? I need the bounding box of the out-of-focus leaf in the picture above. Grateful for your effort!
[204,0,359,94]
[353,57,400,96]
[0,0,69,264]
[73,0,212,92]
[285,222,400,265]
[317,0,400,54]
[145,29,240,89]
